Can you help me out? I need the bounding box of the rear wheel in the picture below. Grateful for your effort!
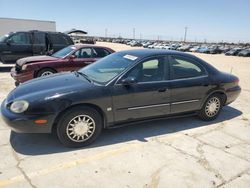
[56,106,103,148]
[199,94,222,121]
[37,68,56,77]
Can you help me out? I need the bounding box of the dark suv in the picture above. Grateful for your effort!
[0,30,73,64]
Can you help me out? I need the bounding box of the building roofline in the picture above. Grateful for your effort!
[0,17,55,23]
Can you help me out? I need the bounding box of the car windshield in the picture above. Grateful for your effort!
[0,34,8,42]
[51,46,76,58]
[79,53,137,85]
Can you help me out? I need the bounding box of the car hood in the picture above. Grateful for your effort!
[16,55,59,66]
[8,72,92,101]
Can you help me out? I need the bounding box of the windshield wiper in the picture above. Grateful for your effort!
[75,71,93,83]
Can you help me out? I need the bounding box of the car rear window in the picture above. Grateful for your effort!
[50,34,71,45]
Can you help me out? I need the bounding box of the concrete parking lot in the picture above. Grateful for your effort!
[0,42,250,188]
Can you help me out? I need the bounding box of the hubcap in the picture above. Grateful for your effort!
[41,71,53,77]
[205,97,221,117]
[66,115,95,142]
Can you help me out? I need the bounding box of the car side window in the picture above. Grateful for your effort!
[9,33,30,44]
[126,57,165,83]
[169,56,206,79]
[93,48,111,58]
[33,33,46,45]
[74,48,92,58]
[50,34,70,45]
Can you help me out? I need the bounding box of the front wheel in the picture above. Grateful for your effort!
[37,68,56,77]
[199,94,222,121]
[57,106,103,148]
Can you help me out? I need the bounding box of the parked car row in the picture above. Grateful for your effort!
[102,38,250,57]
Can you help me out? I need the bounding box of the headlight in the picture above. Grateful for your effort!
[10,100,29,113]
[22,64,27,70]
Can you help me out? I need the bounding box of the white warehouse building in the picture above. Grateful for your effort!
[0,17,56,36]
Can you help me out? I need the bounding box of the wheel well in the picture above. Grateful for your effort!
[34,67,57,78]
[209,91,227,106]
[52,103,107,133]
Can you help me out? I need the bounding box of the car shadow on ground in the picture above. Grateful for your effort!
[10,106,242,156]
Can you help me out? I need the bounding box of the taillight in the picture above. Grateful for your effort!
[234,78,239,85]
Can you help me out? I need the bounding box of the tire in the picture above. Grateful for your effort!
[37,68,56,77]
[198,94,222,121]
[56,106,103,148]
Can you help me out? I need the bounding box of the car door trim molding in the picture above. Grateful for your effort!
[171,99,200,105]
[127,99,200,111]
[128,103,170,111]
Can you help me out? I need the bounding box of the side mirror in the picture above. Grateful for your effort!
[6,39,12,45]
[67,55,76,60]
[121,76,137,86]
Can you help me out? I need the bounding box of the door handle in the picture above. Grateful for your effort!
[158,88,168,92]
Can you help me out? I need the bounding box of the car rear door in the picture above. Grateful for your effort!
[92,47,112,61]
[111,56,171,123]
[1,32,32,63]
[168,55,212,114]
[31,32,47,55]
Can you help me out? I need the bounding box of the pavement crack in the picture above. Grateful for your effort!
[188,123,225,138]
[11,149,36,188]
[196,143,225,183]
[144,166,164,188]
[217,167,250,187]
[153,138,226,186]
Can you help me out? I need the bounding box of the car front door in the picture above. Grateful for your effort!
[1,32,32,63]
[69,47,96,70]
[169,55,212,114]
[111,56,171,123]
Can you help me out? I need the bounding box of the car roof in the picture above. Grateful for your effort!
[72,44,115,52]
[116,49,193,59]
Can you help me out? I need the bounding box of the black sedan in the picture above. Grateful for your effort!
[1,49,241,147]
[238,49,250,57]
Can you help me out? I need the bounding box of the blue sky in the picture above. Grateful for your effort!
[0,0,249,42]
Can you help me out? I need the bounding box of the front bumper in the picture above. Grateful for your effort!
[10,67,34,84]
[1,100,54,133]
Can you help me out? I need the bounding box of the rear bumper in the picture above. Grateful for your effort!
[225,86,241,105]
[1,100,54,133]
[10,67,34,84]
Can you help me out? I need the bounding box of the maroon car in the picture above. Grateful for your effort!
[11,44,115,86]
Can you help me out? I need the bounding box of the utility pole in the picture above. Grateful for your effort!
[105,28,108,38]
[140,33,142,40]
[133,28,135,39]
[184,26,188,43]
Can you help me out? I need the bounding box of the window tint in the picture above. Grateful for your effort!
[50,34,70,45]
[9,33,30,44]
[33,33,45,45]
[74,48,92,58]
[127,58,165,82]
[169,56,206,79]
[93,48,111,58]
